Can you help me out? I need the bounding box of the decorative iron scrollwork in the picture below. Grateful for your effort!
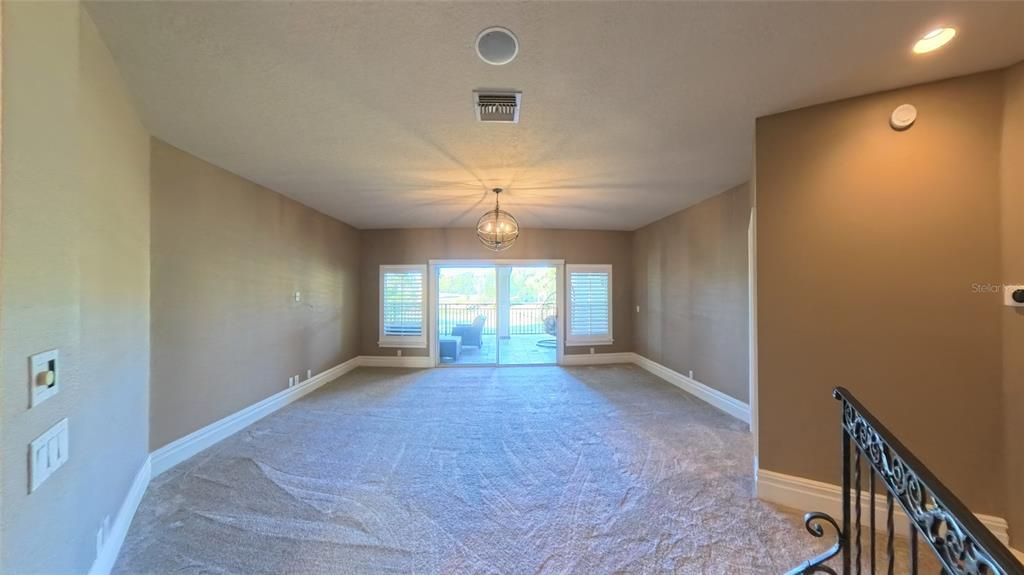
[837,388,1019,575]
[786,388,1023,575]
[784,512,844,575]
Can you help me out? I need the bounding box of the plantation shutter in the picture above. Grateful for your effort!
[567,265,613,345]
[379,265,427,347]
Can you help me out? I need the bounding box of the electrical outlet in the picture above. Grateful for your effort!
[306,369,312,379]
[589,347,595,355]
[687,369,694,379]
[287,376,294,387]
[96,514,110,557]
[397,349,402,357]
[294,291,302,302]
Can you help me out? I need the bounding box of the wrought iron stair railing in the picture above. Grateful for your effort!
[787,387,1023,575]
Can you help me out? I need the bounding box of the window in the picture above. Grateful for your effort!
[379,265,427,348]
[566,264,613,345]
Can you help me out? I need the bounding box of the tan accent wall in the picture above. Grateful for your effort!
[756,70,1006,517]
[150,139,360,450]
[358,228,632,357]
[1000,61,1024,547]
[0,4,151,572]
[632,183,751,402]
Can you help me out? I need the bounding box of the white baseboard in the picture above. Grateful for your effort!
[561,352,636,366]
[360,351,639,368]
[559,352,751,425]
[631,353,752,424]
[361,351,633,368]
[151,356,361,476]
[148,351,750,477]
[359,355,434,368]
[88,456,151,575]
[756,469,1011,546]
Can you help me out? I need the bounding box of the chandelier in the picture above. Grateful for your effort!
[476,188,519,251]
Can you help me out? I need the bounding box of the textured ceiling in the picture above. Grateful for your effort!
[86,1,1024,230]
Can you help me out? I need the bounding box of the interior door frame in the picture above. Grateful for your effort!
[428,259,565,368]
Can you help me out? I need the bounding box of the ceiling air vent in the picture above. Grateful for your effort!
[474,91,521,124]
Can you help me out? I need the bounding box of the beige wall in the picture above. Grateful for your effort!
[756,70,1006,517]
[0,4,151,572]
[359,228,633,357]
[150,139,361,450]
[632,183,751,402]
[1000,61,1024,547]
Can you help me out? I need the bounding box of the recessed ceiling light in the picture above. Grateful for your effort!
[913,27,957,54]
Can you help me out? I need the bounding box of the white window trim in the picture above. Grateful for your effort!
[378,264,428,348]
[565,264,614,346]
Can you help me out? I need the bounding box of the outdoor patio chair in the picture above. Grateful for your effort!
[537,314,558,348]
[452,315,487,348]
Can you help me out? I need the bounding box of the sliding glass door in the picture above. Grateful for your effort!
[437,267,497,365]
[497,266,557,365]
[435,263,559,366]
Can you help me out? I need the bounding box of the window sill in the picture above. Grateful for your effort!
[378,340,427,349]
[565,339,614,347]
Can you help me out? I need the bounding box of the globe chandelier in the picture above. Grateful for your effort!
[476,188,519,251]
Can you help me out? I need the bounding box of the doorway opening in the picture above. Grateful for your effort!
[431,261,562,366]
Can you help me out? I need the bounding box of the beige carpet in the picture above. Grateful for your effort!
[115,365,844,574]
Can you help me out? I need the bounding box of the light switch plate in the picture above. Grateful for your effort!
[30,418,69,492]
[29,349,60,408]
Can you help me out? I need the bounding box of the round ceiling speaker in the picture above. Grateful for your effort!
[890,104,917,131]
[476,27,519,65]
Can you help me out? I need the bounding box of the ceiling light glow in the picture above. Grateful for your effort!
[913,27,957,54]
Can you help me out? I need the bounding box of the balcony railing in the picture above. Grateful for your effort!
[787,387,1024,575]
[438,303,556,337]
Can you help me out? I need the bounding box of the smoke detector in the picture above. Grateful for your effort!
[890,104,917,131]
[474,91,521,124]
[476,27,519,65]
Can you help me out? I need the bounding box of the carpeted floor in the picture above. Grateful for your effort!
[114,365,843,574]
